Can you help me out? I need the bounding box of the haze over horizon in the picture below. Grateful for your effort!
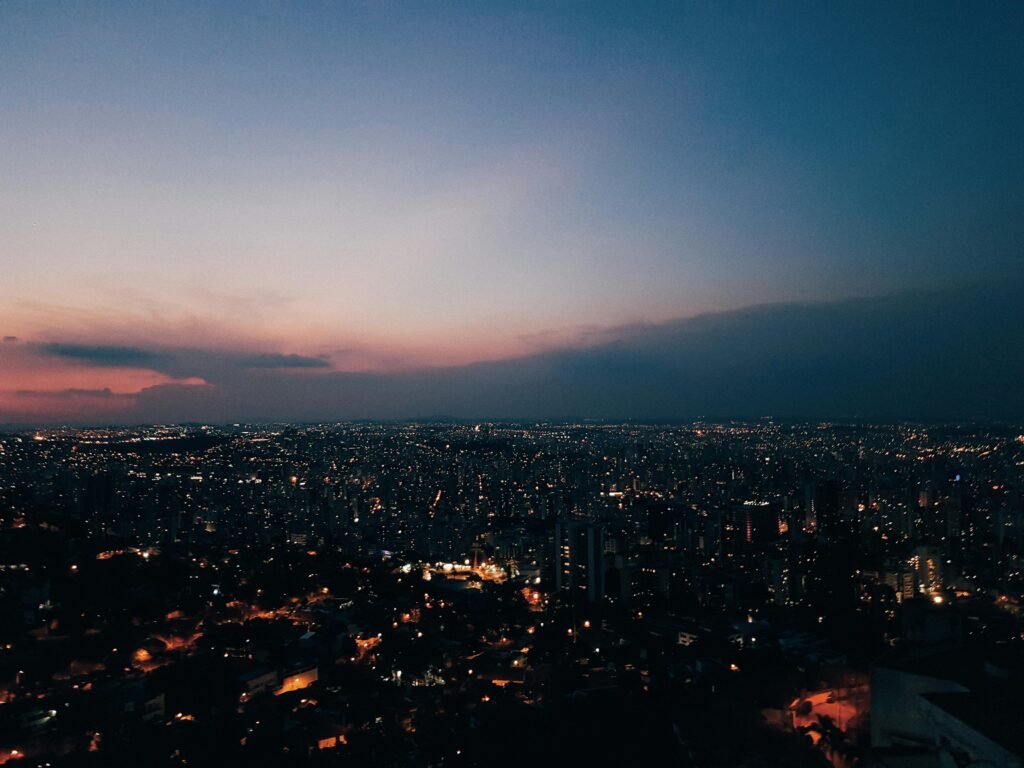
[2,2,1023,424]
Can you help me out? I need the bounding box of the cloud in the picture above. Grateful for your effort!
[238,353,331,369]
[15,387,131,399]
[28,342,333,381]
[9,284,1024,425]
[37,343,165,367]
[2,336,17,343]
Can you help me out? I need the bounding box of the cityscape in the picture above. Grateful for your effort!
[1,422,1022,766]
[3,1,1024,766]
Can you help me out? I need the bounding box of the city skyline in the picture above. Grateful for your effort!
[4,6,1024,765]
[2,420,1022,765]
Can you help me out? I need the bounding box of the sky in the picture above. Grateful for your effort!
[1,1,1022,424]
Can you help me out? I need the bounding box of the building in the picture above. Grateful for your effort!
[553,521,605,604]
[871,646,1024,768]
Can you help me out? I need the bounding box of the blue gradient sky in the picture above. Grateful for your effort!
[2,1,1022,421]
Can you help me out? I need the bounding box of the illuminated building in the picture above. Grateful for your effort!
[553,521,605,604]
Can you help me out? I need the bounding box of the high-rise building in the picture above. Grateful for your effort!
[553,521,605,604]
[805,480,840,536]
[737,501,781,545]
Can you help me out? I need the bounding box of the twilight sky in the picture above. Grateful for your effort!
[2,1,1023,424]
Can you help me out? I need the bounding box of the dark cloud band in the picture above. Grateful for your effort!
[37,343,164,367]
